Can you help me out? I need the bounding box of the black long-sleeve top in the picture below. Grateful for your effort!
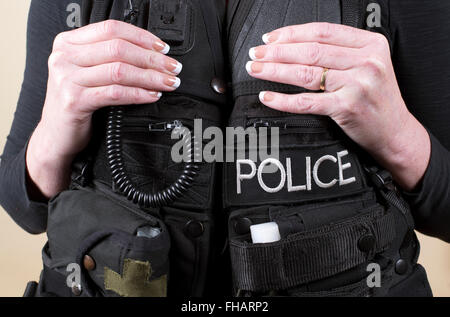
[1,0,450,242]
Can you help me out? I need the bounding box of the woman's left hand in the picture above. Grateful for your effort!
[246,22,430,191]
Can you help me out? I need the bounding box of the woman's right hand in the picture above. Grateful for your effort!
[26,20,182,199]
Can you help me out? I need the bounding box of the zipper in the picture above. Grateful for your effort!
[124,0,139,24]
[246,117,329,130]
[122,118,192,133]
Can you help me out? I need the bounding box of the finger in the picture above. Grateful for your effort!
[246,61,345,92]
[56,20,170,54]
[263,22,378,48]
[259,91,337,116]
[70,40,183,75]
[249,43,361,70]
[83,85,162,109]
[74,62,181,92]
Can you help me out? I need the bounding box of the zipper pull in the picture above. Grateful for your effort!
[124,0,139,23]
[252,120,270,128]
[149,120,183,132]
[251,120,286,129]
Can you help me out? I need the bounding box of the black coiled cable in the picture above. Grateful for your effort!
[106,107,200,208]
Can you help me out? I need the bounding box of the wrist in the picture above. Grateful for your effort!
[29,122,75,169]
[382,114,431,191]
[26,122,75,199]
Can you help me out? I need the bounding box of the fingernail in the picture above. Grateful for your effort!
[165,76,181,89]
[153,40,170,54]
[249,47,265,60]
[246,61,263,74]
[259,91,275,102]
[149,91,162,98]
[262,32,279,44]
[166,60,183,75]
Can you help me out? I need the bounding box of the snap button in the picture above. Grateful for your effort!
[211,78,227,94]
[184,220,204,238]
[71,283,82,296]
[358,234,376,253]
[234,217,253,235]
[395,259,408,275]
[83,255,96,271]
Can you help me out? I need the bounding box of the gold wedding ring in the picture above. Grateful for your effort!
[320,67,329,91]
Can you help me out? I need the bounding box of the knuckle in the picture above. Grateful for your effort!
[108,85,124,101]
[147,53,156,68]
[363,57,386,77]
[306,43,321,64]
[295,66,315,86]
[61,91,78,112]
[53,32,66,50]
[109,39,126,59]
[48,51,65,69]
[100,20,119,37]
[286,27,296,42]
[314,23,333,40]
[373,32,389,48]
[130,88,142,103]
[271,45,285,60]
[355,79,372,99]
[297,94,315,112]
[266,64,279,79]
[110,62,126,83]
[146,70,160,86]
[342,102,359,118]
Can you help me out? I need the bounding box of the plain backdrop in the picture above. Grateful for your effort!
[0,1,449,297]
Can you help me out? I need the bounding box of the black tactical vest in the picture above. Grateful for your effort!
[26,0,433,298]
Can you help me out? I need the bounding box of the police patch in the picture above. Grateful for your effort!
[224,143,368,207]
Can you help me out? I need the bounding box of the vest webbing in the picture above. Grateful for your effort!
[230,207,396,292]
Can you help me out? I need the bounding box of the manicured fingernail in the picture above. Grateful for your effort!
[165,76,181,89]
[262,32,279,44]
[166,60,183,75]
[153,40,170,54]
[149,91,162,98]
[259,91,275,102]
[246,61,263,74]
[249,47,265,60]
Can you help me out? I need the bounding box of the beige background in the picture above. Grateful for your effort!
[0,1,449,297]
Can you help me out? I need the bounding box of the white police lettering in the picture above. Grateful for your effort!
[257,158,286,193]
[236,150,357,194]
[287,157,311,192]
[337,150,357,186]
[236,159,257,194]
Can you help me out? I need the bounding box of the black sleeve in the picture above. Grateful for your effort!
[0,0,78,234]
[389,1,450,242]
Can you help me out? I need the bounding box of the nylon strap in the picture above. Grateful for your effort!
[230,207,396,292]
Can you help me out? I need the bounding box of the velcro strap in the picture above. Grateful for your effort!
[230,207,396,292]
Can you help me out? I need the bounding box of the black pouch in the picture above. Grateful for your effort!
[37,183,170,297]
[227,189,397,296]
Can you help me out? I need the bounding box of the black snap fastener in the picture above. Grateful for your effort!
[184,220,204,238]
[71,283,82,296]
[211,78,227,94]
[395,259,408,275]
[234,217,253,235]
[358,234,376,252]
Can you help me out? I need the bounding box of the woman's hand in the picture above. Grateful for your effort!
[246,22,430,191]
[27,20,183,199]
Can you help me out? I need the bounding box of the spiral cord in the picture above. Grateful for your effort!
[106,107,201,208]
